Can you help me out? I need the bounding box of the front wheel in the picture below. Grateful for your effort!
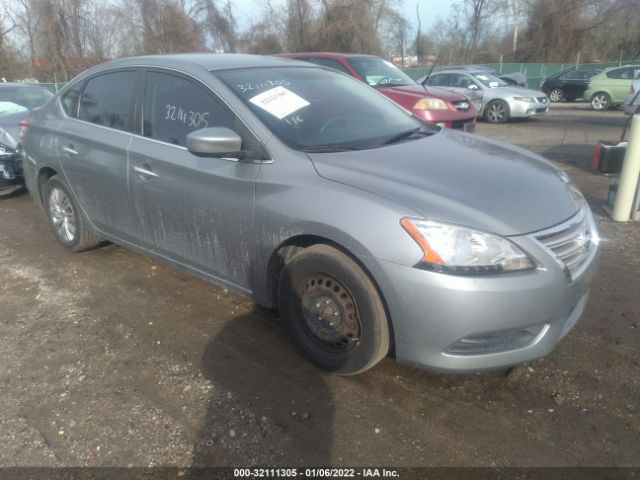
[484,100,510,123]
[591,92,611,111]
[44,175,102,252]
[278,244,390,375]
[549,88,564,102]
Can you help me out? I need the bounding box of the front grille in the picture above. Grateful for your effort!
[533,209,593,278]
[537,96,548,104]
[536,107,547,113]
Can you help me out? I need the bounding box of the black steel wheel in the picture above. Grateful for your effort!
[278,244,390,375]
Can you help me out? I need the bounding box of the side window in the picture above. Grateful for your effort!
[78,71,137,131]
[143,71,261,153]
[450,73,471,88]
[303,58,352,75]
[426,74,449,87]
[60,82,84,118]
[607,68,630,79]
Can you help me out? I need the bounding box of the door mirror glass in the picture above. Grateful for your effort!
[187,127,242,156]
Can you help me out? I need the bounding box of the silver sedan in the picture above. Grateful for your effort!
[420,69,550,123]
[22,54,597,375]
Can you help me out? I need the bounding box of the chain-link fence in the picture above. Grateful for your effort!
[404,60,640,89]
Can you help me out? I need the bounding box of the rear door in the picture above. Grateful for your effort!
[127,69,264,289]
[606,68,633,103]
[56,70,141,242]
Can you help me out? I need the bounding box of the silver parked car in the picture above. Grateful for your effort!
[623,80,640,115]
[22,54,599,375]
[419,69,550,123]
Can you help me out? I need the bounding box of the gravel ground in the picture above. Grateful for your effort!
[0,104,638,468]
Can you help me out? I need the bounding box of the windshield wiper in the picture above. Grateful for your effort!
[381,127,434,146]
[302,144,361,153]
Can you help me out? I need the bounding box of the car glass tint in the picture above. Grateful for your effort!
[607,68,630,79]
[302,58,351,75]
[215,66,424,151]
[426,74,449,87]
[143,71,261,152]
[78,71,136,131]
[451,74,472,88]
[346,57,416,87]
[61,83,83,117]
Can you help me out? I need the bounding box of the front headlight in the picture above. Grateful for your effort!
[401,218,535,274]
[413,98,449,110]
[513,96,535,102]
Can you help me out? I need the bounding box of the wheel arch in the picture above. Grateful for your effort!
[266,233,397,357]
[37,166,59,206]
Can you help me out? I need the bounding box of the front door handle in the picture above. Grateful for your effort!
[133,166,158,178]
[61,146,78,156]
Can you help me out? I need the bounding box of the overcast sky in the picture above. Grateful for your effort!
[234,0,457,33]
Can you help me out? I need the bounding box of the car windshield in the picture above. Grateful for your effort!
[0,86,53,114]
[346,57,417,87]
[471,72,509,88]
[215,66,431,151]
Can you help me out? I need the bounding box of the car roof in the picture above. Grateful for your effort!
[84,53,313,73]
[279,52,377,59]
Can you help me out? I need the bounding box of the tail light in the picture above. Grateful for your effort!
[18,120,30,144]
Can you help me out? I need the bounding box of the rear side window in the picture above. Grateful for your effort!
[302,57,352,75]
[61,82,84,117]
[143,71,261,152]
[78,71,137,131]
[606,68,631,79]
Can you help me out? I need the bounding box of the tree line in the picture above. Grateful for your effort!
[0,0,638,82]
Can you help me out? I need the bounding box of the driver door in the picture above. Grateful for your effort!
[128,69,265,289]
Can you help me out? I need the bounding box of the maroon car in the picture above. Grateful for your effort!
[278,52,476,132]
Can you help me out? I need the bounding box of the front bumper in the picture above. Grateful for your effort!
[415,109,476,132]
[363,215,599,372]
[509,98,549,118]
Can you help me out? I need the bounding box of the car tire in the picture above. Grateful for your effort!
[484,100,510,123]
[549,88,564,102]
[278,244,390,375]
[44,175,102,252]
[591,92,611,111]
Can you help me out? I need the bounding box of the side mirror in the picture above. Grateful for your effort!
[467,84,479,91]
[186,127,242,156]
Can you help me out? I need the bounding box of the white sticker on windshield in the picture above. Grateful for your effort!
[489,81,499,88]
[476,75,489,80]
[249,86,310,120]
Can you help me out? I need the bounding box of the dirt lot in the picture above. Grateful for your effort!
[0,104,638,469]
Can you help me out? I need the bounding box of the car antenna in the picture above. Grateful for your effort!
[420,57,438,86]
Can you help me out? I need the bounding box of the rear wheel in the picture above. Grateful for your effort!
[278,244,389,375]
[591,92,611,110]
[44,175,102,252]
[484,100,510,123]
[549,88,564,102]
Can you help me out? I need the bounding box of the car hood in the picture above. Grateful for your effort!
[377,84,467,102]
[308,129,582,236]
[487,85,546,98]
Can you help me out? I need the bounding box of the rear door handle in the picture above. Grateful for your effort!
[133,166,158,178]
[62,146,78,156]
